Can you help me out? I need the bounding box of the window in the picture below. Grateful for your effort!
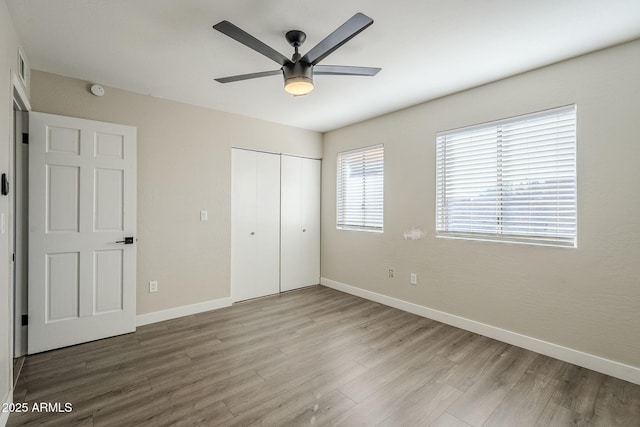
[436,105,576,247]
[337,144,384,232]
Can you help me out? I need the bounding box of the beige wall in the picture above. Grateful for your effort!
[30,70,322,315]
[322,39,640,369]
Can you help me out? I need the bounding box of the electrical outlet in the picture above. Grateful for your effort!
[149,280,158,293]
[410,273,417,285]
[200,210,208,221]
[388,269,394,278]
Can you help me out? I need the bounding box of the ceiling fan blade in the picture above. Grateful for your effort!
[213,21,292,66]
[215,70,282,83]
[314,65,381,76]
[301,13,374,65]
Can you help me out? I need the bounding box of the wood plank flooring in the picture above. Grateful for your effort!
[8,286,640,426]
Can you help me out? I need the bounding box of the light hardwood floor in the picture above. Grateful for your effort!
[8,286,640,426]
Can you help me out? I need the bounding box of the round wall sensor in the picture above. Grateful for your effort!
[90,84,105,97]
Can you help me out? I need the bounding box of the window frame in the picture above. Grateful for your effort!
[435,105,577,248]
[336,144,384,233]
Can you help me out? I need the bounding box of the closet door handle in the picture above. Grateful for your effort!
[302,229,306,232]
[250,232,255,235]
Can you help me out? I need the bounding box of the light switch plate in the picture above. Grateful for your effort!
[200,210,208,221]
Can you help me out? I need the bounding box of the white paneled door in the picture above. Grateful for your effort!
[280,156,320,292]
[28,112,137,354]
[231,149,281,302]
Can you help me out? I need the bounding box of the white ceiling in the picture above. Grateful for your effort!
[7,0,640,132]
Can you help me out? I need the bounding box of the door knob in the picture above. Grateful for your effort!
[302,229,306,232]
[250,232,255,235]
[116,237,134,244]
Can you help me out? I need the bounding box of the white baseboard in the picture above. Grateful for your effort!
[321,277,640,386]
[1,389,13,427]
[136,297,232,327]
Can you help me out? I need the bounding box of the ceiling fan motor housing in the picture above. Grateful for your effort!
[284,61,312,82]
[283,61,313,94]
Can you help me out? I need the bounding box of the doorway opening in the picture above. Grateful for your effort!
[11,74,31,386]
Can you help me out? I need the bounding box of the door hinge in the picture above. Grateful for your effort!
[22,133,29,144]
[21,314,28,326]
[12,253,15,262]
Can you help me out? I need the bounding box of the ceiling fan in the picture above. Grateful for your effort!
[212,13,381,96]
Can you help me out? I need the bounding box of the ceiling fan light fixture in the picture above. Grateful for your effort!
[283,61,314,96]
[285,76,314,95]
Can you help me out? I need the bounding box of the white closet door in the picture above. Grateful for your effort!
[300,157,321,286]
[231,149,280,302]
[280,156,302,292]
[281,156,320,292]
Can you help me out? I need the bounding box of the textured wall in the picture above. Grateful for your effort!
[30,70,322,315]
[322,39,640,369]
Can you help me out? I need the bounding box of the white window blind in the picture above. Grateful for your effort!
[436,105,577,247]
[337,144,384,232]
